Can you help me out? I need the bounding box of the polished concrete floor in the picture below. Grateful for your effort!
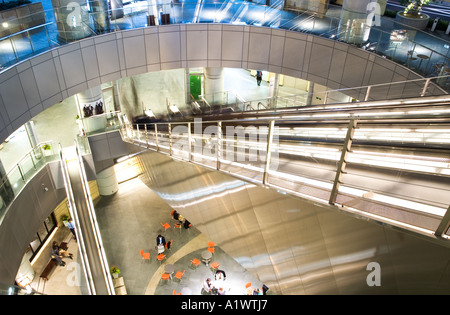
[30,176,268,295]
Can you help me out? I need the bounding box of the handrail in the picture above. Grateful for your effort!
[74,140,115,295]
[59,143,95,295]
[0,22,54,41]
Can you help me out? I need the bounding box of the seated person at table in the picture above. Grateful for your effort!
[215,269,226,281]
[173,210,180,221]
[156,234,166,246]
[202,278,215,294]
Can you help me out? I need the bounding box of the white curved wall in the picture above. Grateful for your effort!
[0,24,424,143]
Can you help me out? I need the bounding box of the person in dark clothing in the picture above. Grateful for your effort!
[156,234,166,246]
[50,246,66,267]
[256,70,262,86]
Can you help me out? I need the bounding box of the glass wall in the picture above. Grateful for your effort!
[25,213,56,262]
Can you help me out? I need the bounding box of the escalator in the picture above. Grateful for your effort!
[59,143,115,295]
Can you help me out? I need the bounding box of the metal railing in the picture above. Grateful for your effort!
[118,103,450,239]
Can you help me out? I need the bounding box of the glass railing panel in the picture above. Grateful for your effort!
[0,141,60,225]
[17,153,38,182]
[0,38,18,68]
[28,26,54,55]
[170,122,190,161]
[1,0,450,88]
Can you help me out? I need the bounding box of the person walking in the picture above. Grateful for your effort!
[256,70,262,86]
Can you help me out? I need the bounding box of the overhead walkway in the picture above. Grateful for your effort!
[59,144,115,295]
[119,94,450,240]
[1,0,450,84]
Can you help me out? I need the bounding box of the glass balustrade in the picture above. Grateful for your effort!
[1,0,450,90]
[120,113,450,237]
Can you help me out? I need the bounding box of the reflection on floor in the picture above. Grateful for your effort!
[30,177,267,295]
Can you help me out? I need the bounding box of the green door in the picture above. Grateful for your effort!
[190,75,202,100]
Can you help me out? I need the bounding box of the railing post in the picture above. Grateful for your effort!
[155,124,159,152]
[329,119,357,205]
[144,124,148,148]
[421,78,431,97]
[188,122,192,162]
[17,164,25,181]
[435,205,450,237]
[323,91,328,105]
[168,123,172,156]
[217,121,222,170]
[263,120,275,185]
[364,86,372,101]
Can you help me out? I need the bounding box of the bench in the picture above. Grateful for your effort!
[40,259,57,281]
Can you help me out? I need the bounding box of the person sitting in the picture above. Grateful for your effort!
[52,241,73,260]
[202,278,215,294]
[50,246,65,267]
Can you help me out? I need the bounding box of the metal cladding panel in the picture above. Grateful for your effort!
[137,151,450,294]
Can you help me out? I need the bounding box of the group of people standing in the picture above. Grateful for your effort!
[83,101,104,118]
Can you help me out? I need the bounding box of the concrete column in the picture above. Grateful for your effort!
[306,81,314,105]
[25,121,39,149]
[110,0,124,20]
[90,0,110,33]
[51,0,92,43]
[77,86,107,133]
[268,73,280,109]
[96,167,118,196]
[204,67,224,106]
[338,0,378,45]
[185,68,191,105]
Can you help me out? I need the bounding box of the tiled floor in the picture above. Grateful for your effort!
[30,176,266,295]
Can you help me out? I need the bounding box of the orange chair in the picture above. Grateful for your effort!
[190,258,201,269]
[161,273,171,282]
[210,261,220,272]
[160,222,170,231]
[165,240,173,251]
[245,282,253,295]
[157,253,166,264]
[207,241,215,254]
[170,210,175,217]
[174,270,185,281]
[174,223,182,233]
[173,289,182,295]
[140,249,150,262]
